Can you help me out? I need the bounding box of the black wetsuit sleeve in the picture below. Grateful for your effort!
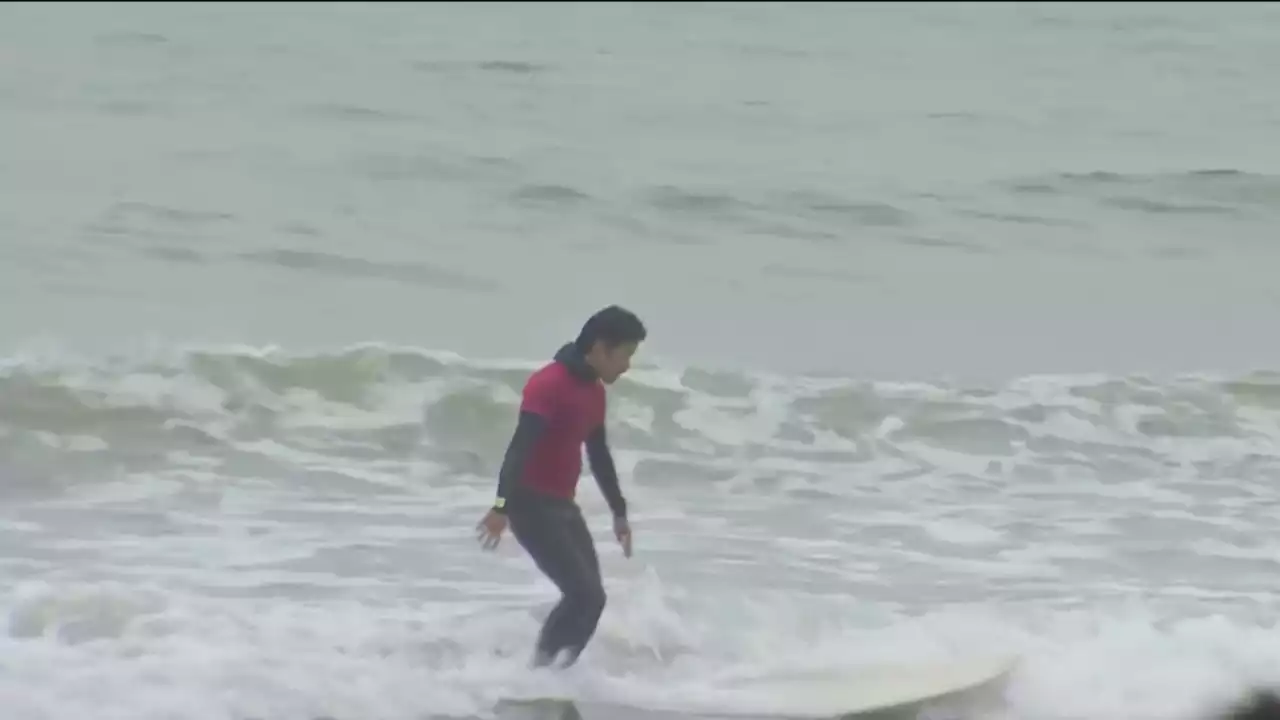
[493,411,547,513]
[585,425,627,519]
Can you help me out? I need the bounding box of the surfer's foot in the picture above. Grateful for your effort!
[529,647,582,670]
[558,648,583,668]
[530,649,556,669]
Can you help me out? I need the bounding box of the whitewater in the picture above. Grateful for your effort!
[2,344,1279,720]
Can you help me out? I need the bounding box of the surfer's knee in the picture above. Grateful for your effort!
[589,584,606,618]
[575,582,605,619]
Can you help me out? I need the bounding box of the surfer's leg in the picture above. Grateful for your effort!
[507,502,569,663]
[509,500,602,666]
[556,507,605,666]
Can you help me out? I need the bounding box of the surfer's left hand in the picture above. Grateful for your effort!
[613,516,632,558]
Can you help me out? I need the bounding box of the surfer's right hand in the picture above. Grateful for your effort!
[476,509,507,550]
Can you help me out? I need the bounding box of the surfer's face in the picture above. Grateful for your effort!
[587,341,637,384]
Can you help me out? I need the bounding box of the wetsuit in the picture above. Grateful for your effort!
[493,342,628,667]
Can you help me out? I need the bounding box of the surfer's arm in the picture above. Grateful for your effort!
[493,372,558,513]
[493,411,546,513]
[586,425,627,519]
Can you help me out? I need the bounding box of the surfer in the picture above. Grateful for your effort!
[475,305,646,668]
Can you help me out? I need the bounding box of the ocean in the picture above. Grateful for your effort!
[3,2,1280,719]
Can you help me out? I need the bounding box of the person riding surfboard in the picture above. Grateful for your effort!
[476,305,645,668]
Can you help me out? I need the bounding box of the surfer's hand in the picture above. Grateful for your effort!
[477,509,507,550]
[613,516,632,558]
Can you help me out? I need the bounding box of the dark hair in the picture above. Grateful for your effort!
[575,305,646,353]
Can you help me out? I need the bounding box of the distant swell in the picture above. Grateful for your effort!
[1004,168,1280,218]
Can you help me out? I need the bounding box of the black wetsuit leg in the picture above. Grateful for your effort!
[507,492,606,666]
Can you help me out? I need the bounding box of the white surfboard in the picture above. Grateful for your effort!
[498,654,1016,719]
[726,654,1019,718]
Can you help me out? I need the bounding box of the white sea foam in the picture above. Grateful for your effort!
[2,343,1280,719]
